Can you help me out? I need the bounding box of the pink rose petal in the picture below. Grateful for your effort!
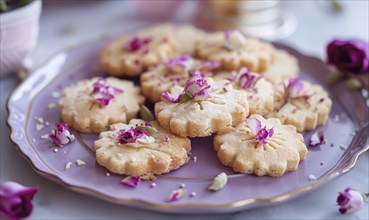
[165,188,186,202]
[309,130,325,147]
[286,77,305,98]
[121,176,141,188]
[246,118,261,134]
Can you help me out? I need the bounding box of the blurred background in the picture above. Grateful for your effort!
[1,0,368,77]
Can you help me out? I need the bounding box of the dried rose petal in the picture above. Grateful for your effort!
[237,67,259,89]
[0,181,38,220]
[309,130,325,147]
[224,30,247,50]
[49,123,75,147]
[246,118,273,145]
[165,134,171,142]
[337,187,366,214]
[92,78,123,106]
[246,118,261,134]
[118,128,149,144]
[160,91,182,103]
[125,37,151,52]
[121,176,141,188]
[165,54,194,73]
[165,188,186,202]
[201,60,221,71]
[286,77,305,98]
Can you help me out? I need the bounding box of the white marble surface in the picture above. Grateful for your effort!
[1,1,368,219]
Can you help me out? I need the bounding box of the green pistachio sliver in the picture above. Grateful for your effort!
[180,93,192,104]
[345,78,362,90]
[16,69,28,83]
[325,71,344,84]
[136,126,158,136]
[0,0,7,12]
[208,172,228,191]
[139,106,155,121]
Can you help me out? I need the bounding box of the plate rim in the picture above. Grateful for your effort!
[6,38,369,213]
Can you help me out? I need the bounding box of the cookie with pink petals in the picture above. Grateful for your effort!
[213,67,274,116]
[140,54,220,102]
[94,119,191,179]
[138,23,204,56]
[59,77,145,133]
[195,30,275,72]
[100,32,176,77]
[266,77,332,132]
[214,114,307,177]
[155,72,249,137]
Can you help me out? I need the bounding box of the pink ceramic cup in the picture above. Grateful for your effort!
[0,0,42,76]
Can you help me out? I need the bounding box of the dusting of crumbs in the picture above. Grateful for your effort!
[40,134,49,139]
[48,103,56,109]
[51,91,61,98]
[308,174,317,181]
[36,124,44,131]
[65,162,72,170]
[76,159,86,167]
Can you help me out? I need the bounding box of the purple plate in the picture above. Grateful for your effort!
[7,38,369,214]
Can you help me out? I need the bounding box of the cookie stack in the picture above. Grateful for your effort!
[58,24,332,179]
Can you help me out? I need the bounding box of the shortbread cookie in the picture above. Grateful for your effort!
[263,49,299,82]
[213,67,274,115]
[155,73,249,137]
[214,114,307,177]
[100,32,176,77]
[138,23,204,56]
[266,78,332,132]
[195,30,275,72]
[140,54,220,102]
[59,77,145,133]
[94,119,191,178]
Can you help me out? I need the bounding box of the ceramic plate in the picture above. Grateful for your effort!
[7,37,369,214]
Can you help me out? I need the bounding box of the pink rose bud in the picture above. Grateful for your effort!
[337,187,367,214]
[184,71,210,100]
[0,181,38,220]
[327,39,369,74]
[49,123,75,147]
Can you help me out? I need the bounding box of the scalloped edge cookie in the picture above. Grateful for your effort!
[155,78,249,137]
[267,80,332,132]
[59,77,145,133]
[214,114,307,177]
[94,120,191,179]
